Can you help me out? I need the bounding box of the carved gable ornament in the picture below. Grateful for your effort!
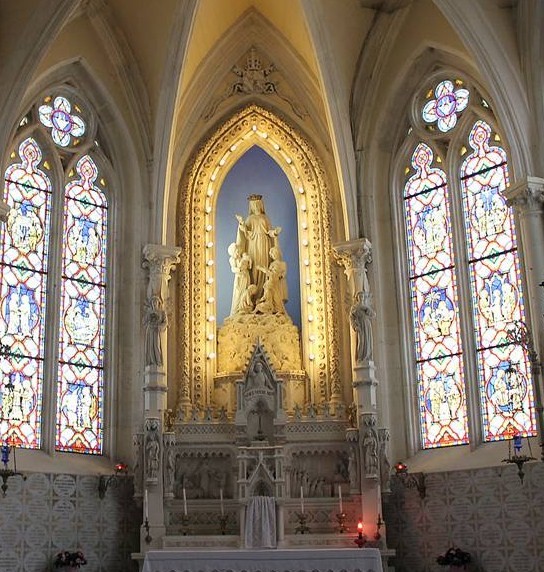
[235,341,287,437]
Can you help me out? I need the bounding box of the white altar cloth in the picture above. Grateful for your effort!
[142,548,383,572]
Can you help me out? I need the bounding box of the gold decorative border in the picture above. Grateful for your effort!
[176,105,339,410]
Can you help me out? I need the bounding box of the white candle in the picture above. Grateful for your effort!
[220,488,224,517]
[183,487,187,516]
[338,484,343,513]
[144,489,149,521]
[300,485,304,514]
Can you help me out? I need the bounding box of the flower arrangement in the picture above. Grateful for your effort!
[54,550,87,568]
[436,546,472,567]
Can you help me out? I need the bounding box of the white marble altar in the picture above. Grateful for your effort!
[142,548,384,572]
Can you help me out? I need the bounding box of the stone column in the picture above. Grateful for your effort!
[141,244,181,549]
[504,177,544,347]
[333,238,383,539]
[504,177,544,455]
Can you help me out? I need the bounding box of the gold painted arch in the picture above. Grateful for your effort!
[176,105,340,412]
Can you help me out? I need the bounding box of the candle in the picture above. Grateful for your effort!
[300,486,304,514]
[183,487,188,516]
[220,488,224,517]
[338,484,343,513]
[144,489,149,521]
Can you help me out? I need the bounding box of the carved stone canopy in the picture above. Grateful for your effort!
[235,341,287,443]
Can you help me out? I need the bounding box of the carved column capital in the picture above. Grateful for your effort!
[332,238,372,298]
[504,176,544,215]
[142,244,182,300]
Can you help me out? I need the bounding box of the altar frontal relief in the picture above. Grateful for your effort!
[218,194,302,373]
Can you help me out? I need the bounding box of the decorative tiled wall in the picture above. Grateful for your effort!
[384,462,544,572]
[0,472,139,572]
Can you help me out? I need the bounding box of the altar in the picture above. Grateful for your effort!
[142,548,384,572]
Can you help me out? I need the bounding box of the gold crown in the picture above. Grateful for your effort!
[248,194,262,201]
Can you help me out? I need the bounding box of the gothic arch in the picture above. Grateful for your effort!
[176,105,341,412]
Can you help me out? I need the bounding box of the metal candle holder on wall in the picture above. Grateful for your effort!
[0,442,24,497]
[393,462,426,499]
[502,433,536,484]
[98,462,129,499]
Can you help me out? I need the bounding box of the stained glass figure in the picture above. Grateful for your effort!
[38,96,86,147]
[460,120,536,440]
[56,155,107,454]
[422,80,469,133]
[0,138,52,448]
[404,142,469,448]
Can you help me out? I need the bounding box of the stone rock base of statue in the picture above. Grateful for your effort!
[217,313,302,373]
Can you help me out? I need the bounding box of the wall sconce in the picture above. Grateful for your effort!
[502,433,535,484]
[393,461,426,499]
[506,320,544,462]
[0,441,23,497]
[98,462,129,499]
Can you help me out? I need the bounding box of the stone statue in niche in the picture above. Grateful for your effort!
[362,427,379,478]
[218,196,302,373]
[164,446,176,495]
[378,428,392,493]
[232,195,283,311]
[143,295,167,366]
[145,423,160,481]
[349,291,375,363]
[133,433,143,496]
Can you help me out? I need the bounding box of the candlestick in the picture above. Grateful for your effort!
[338,484,343,513]
[144,489,149,521]
[183,487,188,516]
[220,488,224,517]
[300,485,304,514]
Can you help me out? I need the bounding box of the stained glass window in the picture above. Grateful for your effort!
[0,138,51,448]
[460,120,536,441]
[404,79,536,449]
[56,156,107,453]
[404,143,469,447]
[1,93,109,454]
[422,80,469,133]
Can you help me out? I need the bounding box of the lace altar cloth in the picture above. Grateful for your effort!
[245,496,276,548]
[142,548,383,572]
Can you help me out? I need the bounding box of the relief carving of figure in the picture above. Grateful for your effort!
[143,295,167,366]
[247,361,274,391]
[350,291,375,363]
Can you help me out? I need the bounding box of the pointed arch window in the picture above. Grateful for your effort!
[1,91,109,454]
[402,77,536,449]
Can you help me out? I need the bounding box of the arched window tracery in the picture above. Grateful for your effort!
[1,90,109,454]
[402,76,536,449]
